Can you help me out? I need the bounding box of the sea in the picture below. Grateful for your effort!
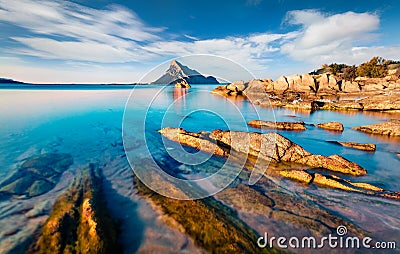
[0,84,399,253]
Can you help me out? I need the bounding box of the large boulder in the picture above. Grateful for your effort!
[286,74,302,91]
[316,74,330,93]
[301,73,317,93]
[243,79,272,97]
[272,76,289,93]
[317,122,344,132]
[159,127,366,176]
[328,75,339,91]
[342,81,361,93]
[226,80,246,92]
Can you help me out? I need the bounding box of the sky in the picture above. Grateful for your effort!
[0,0,399,83]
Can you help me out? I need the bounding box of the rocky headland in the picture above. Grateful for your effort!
[212,57,400,112]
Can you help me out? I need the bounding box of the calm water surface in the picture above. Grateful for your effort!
[0,85,399,253]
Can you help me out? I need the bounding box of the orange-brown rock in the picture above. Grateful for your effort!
[301,73,317,93]
[279,170,399,200]
[313,173,360,192]
[280,170,312,183]
[175,80,191,88]
[338,142,376,152]
[316,74,330,93]
[159,127,366,175]
[272,76,289,93]
[247,120,306,131]
[317,122,344,132]
[353,119,400,136]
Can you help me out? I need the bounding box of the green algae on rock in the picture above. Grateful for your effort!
[133,174,283,254]
[28,164,120,254]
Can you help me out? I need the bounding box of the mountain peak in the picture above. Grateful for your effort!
[152,60,219,85]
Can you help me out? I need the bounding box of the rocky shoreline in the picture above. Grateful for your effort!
[159,127,399,200]
[212,72,400,112]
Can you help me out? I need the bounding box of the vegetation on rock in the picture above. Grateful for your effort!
[133,176,281,253]
[28,164,120,254]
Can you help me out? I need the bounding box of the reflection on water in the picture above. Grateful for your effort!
[173,87,188,101]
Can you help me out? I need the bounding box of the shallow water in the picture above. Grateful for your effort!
[0,85,399,253]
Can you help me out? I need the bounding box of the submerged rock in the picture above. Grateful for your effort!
[0,153,73,198]
[133,174,277,253]
[316,121,344,132]
[159,127,366,175]
[353,119,400,136]
[28,164,120,254]
[248,120,306,131]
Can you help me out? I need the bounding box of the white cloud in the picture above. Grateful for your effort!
[144,33,296,73]
[183,34,200,41]
[10,37,153,63]
[0,0,162,63]
[280,10,389,64]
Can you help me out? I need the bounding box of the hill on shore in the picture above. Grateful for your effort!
[152,60,219,85]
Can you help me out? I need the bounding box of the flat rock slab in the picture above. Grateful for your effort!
[353,119,400,136]
[338,142,376,151]
[248,120,306,131]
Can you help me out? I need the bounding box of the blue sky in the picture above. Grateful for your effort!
[0,0,399,83]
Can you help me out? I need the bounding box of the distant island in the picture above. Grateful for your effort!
[0,78,28,84]
[1,60,219,86]
[152,60,219,85]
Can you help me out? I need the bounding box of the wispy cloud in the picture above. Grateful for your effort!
[183,34,200,41]
[0,0,163,62]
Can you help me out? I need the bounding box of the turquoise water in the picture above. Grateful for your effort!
[0,85,399,252]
